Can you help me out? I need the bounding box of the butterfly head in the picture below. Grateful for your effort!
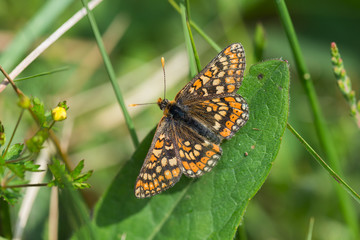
[157,98,169,110]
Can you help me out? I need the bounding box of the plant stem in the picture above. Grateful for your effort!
[306,217,315,240]
[275,1,359,237]
[0,65,23,96]
[287,123,360,204]
[14,66,69,82]
[3,183,48,188]
[185,0,201,72]
[5,155,32,164]
[48,121,56,130]
[81,0,139,148]
[179,1,197,77]
[168,0,221,52]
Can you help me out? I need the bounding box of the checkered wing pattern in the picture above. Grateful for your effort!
[175,43,245,104]
[135,117,182,198]
[173,121,222,177]
[188,95,249,141]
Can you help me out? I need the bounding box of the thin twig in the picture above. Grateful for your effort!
[4,183,49,188]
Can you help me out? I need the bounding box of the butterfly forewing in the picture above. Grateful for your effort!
[175,43,245,104]
[135,117,182,198]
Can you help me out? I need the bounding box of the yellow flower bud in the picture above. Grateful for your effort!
[18,95,31,109]
[52,106,67,121]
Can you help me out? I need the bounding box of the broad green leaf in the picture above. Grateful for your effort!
[89,59,289,239]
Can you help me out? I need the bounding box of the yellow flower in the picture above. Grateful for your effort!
[52,106,67,121]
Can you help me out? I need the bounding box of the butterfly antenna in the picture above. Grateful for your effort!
[161,57,166,100]
[129,102,157,107]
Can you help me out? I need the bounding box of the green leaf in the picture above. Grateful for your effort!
[6,160,40,179]
[7,164,26,178]
[70,160,85,179]
[89,59,290,239]
[0,187,22,205]
[48,159,92,189]
[31,97,46,127]
[48,159,67,188]
[2,144,24,161]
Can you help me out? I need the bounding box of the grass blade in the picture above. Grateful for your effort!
[81,0,139,148]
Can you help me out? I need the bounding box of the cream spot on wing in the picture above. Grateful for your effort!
[200,76,210,85]
[202,88,209,96]
[219,57,227,63]
[153,149,161,158]
[213,121,221,130]
[169,157,177,166]
[217,71,225,78]
[219,110,227,116]
[216,86,224,94]
[214,114,222,121]
[195,144,202,150]
[212,79,221,86]
[165,144,173,150]
[161,157,167,167]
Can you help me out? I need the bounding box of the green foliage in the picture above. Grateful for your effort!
[25,129,49,153]
[48,159,93,190]
[87,59,290,239]
[0,144,40,204]
[0,95,91,206]
[2,143,23,161]
[31,97,46,127]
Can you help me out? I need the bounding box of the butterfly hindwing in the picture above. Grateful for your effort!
[173,121,223,177]
[187,94,249,141]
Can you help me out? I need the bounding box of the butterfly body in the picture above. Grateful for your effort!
[159,97,221,144]
[135,43,249,199]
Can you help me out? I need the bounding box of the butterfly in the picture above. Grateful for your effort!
[135,43,249,198]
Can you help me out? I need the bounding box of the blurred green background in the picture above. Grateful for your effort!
[0,0,360,239]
